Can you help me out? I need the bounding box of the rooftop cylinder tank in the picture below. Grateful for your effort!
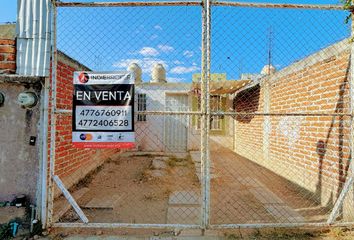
[127,63,142,83]
[151,63,166,83]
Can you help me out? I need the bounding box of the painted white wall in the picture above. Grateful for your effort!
[135,83,200,152]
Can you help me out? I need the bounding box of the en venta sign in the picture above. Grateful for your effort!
[72,71,135,149]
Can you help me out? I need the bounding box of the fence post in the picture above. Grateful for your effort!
[201,0,211,230]
[47,0,58,227]
[327,6,354,224]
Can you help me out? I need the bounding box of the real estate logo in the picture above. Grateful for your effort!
[78,72,89,83]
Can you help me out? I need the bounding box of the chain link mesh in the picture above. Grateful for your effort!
[52,2,354,227]
[210,6,353,225]
[54,5,203,225]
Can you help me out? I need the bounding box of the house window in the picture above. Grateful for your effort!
[137,93,146,121]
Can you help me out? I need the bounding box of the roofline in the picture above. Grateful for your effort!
[57,50,92,71]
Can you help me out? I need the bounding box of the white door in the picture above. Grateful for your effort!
[164,94,189,152]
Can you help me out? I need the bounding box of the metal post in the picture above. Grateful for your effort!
[40,76,50,228]
[53,176,89,223]
[327,6,354,224]
[205,0,211,228]
[47,0,57,226]
[201,0,211,229]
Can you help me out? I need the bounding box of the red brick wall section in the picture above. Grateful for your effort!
[0,39,16,74]
[234,85,264,161]
[50,53,120,196]
[234,40,351,207]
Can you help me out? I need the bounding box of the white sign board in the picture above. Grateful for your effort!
[72,71,135,148]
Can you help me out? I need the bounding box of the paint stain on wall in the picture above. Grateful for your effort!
[276,116,304,149]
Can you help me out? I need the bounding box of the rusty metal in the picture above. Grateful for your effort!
[56,1,346,10]
[56,1,201,7]
[47,0,57,227]
[211,112,353,117]
[213,1,345,10]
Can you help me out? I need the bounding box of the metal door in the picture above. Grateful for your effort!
[164,94,189,152]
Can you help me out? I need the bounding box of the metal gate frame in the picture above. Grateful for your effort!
[43,0,354,230]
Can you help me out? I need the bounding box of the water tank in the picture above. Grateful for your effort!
[261,64,276,75]
[151,63,166,83]
[127,63,142,83]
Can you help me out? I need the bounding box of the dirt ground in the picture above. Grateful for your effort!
[48,148,354,238]
[56,148,344,225]
[209,149,330,224]
[208,137,335,224]
[57,154,200,224]
[53,138,352,231]
[46,226,354,240]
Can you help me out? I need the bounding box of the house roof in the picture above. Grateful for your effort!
[191,80,252,95]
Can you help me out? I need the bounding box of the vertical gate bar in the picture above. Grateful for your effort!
[327,6,354,224]
[47,0,58,226]
[40,0,53,228]
[205,0,211,228]
[200,1,206,229]
[201,0,211,229]
[349,0,354,188]
[40,76,50,228]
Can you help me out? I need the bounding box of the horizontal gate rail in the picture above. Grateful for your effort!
[210,112,353,117]
[213,1,345,10]
[56,1,346,10]
[53,222,354,229]
[53,223,201,229]
[55,109,203,115]
[209,222,354,229]
[56,1,202,7]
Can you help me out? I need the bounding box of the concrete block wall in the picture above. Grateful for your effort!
[0,76,42,204]
[0,24,41,204]
[233,39,352,216]
[51,52,120,196]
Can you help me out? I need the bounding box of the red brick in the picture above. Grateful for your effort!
[0,62,16,69]
[6,54,15,61]
[0,45,15,53]
[0,39,15,45]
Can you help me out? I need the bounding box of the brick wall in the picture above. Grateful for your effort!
[51,52,120,196]
[234,39,352,213]
[233,85,264,161]
[0,39,16,74]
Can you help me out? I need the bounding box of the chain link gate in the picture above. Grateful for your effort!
[45,0,354,231]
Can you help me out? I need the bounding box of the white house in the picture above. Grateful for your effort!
[129,63,199,153]
[128,63,251,154]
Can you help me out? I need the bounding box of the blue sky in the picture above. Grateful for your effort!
[0,0,17,23]
[0,0,351,82]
